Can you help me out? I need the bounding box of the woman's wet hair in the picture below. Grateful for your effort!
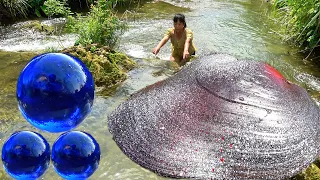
[173,13,187,28]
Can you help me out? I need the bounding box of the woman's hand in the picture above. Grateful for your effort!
[152,36,169,56]
[183,50,190,60]
[152,47,160,55]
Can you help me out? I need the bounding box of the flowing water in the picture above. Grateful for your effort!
[0,0,320,179]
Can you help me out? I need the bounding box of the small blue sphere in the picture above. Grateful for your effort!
[51,131,100,179]
[1,131,50,179]
[16,53,95,133]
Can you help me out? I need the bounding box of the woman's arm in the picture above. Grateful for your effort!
[183,37,191,60]
[152,36,170,55]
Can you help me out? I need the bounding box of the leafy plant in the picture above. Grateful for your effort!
[65,0,128,48]
[271,0,320,52]
[0,0,30,19]
[42,0,71,18]
[90,45,97,52]
[27,0,45,17]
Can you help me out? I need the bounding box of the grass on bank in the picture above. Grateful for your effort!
[270,0,320,57]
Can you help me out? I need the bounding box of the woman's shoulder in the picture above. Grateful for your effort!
[185,28,193,33]
[167,27,174,32]
[164,28,174,36]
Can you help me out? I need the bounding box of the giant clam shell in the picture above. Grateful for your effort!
[108,54,320,179]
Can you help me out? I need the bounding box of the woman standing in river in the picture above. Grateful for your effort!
[152,13,197,66]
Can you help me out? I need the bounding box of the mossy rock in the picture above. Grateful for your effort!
[21,20,54,34]
[61,45,136,96]
[314,158,320,168]
[290,163,320,180]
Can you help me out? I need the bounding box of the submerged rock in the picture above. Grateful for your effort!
[108,54,320,179]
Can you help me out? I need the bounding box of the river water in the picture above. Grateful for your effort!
[0,0,319,179]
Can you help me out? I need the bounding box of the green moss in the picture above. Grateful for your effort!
[61,45,136,96]
[121,1,190,20]
[314,158,320,168]
[21,20,55,34]
[290,163,320,180]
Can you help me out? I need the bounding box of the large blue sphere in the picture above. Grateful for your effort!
[16,53,95,133]
[1,131,50,179]
[51,131,100,179]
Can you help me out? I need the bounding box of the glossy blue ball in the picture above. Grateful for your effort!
[51,131,100,179]
[16,53,95,133]
[1,131,50,179]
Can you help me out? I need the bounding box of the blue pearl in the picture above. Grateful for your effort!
[1,131,50,179]
[16,53,95,133]
[51,131,100,179]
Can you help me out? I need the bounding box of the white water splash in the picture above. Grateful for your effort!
[0,18,77,52]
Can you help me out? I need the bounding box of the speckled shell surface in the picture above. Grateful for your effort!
[108,54,320,179]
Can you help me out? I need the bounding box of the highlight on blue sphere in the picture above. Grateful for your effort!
[51,131,100,179]
[1,131,50,179]
[16,53,95,133]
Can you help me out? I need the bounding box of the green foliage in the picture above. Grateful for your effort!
[0,0,96,20]
[42,0,71,18]
[65,0,127,48]
[273,0,288,9]
[271,0,320,50]
[27,0,45,17]
[0,0,30,19]
[90,45,97,52]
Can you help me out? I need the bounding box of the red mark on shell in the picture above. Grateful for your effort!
[212,168,215,172]
[195,149,198,152]
[220,158,224,162]
[221,136,225,141]
[265,64,284,80]
[230,144,233,148]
